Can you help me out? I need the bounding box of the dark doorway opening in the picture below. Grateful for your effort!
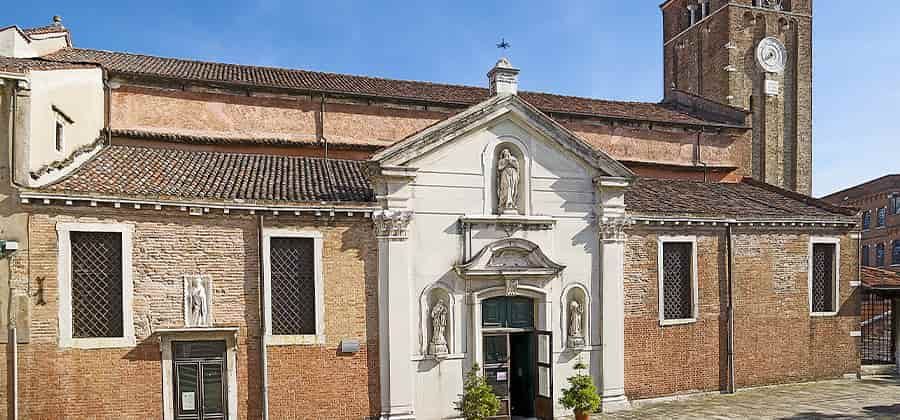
[861,290,896,365]
[509,332,536,417]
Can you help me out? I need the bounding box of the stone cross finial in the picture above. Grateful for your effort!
[52,15,63,27]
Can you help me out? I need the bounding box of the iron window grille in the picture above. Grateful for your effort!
[811,243,836,313]
[662,242,694,320]
[70,231,124,338]
[269,237,316,335]
[876,244,886,267]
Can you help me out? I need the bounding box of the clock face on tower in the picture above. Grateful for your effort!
[756,37,788,73]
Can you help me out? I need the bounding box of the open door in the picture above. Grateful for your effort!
[534,330,553,420]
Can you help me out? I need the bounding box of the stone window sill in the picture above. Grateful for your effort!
[810,311,838,317]
[61,336,136,349]
[265,334,325,346]
[659,318,697,327]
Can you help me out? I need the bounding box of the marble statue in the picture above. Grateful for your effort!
[185,276,210,327]
[568,300,585,348]
[497,148,520,214]
[429,299,449,355]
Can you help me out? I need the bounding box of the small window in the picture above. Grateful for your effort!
[876,243,886,267]
[269,237,316,335]
[658,238,697,324]
[892,194,900,215]
[262,230,324,345]
[877,207,887,227]
[55,121,64,152]
[71,231,123,338]
[862,245,870,267]
[810,242,838,314]
[862,210,872,230]
[893,241,900,266]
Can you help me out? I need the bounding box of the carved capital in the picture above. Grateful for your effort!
[599,216,633,242]
[373,209,413,239]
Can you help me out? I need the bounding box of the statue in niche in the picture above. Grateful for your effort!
[568,300,585,348]
[497,148,520,214]
[184,275,211,327]
[429,299,449,355]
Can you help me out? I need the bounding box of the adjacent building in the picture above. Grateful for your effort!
[0,1,862,419]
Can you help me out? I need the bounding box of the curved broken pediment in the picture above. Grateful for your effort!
[454,238,565,280]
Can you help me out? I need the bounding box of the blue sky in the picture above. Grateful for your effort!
[8,1,898,197]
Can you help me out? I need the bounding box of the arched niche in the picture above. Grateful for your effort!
[418,283,457,357]
[482,135,530,216]
[561,283,590,350]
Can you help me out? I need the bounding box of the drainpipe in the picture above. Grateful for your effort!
[257,215,269,420]
[5,77,22,420]
[726,224,736,393]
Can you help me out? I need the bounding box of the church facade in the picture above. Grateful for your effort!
[0,1,862,419]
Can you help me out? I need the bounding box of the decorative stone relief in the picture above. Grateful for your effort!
[372,209,413,239]
[497,148,520,215]
[429,299,449,356]
[599,216,633,242]
[183,275,212,327]
[505,278,519,296]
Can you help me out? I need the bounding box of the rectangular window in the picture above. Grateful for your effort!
[862,245,870,267]
[71,231,123,338]
[57,222,134,348]
[892,194,900,215]
[262,230,324,345]
[658,237,697,324]
[810,239,840,315]
[876,243,886,267]
[893,241,900,266]
[862,210,872,230]
[55,121,64,152]
[877,207,887,227]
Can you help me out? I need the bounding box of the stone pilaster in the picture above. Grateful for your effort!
[371,165,418,418]
[595,177,632,412]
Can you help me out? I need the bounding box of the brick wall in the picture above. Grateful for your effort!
[7,207,379,419]
[624,226,859,400]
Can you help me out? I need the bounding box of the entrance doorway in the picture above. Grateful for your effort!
[481,296,553,420]
[172,341,228,420]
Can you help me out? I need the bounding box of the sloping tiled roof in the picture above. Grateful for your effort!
[39,143,374,204]
[627,177,857,221]
[862,266,900,291]
[39,48,744,127]
[108,128,393,149]
[0,56,94,73]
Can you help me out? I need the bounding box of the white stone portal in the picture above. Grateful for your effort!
[183,275,212,327]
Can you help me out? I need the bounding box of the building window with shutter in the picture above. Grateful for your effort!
[57,223,135,348]
[862,210,872,230]
[892,194,900,215]
[809,238,840,316]
[862,245,870,267]
[262,230,324,345]
[877,207,887,227]
[657,236,698,325]
[876,243,886,267]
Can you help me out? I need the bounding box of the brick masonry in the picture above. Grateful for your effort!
[1,207,379,419]
[624,226,859,399]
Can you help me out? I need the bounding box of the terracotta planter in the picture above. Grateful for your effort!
[574,410,590,420]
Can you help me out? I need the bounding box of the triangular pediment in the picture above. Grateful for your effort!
[371,94,634,178]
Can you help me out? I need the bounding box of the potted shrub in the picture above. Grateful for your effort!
[456,363,501,420]
[559,359,601,420]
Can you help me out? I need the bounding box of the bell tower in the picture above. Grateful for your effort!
[662,0,813,195]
